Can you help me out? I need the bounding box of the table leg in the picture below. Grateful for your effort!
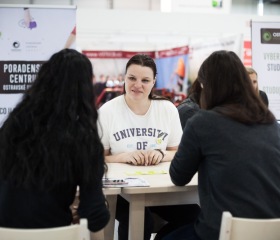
[128,194,145,240]
[104,195,117,240]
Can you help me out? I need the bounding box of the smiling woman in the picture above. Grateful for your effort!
[98,54,181,166]
[124,64,155,114]
[97,54,200,240]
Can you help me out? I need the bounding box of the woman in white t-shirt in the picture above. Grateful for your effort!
[99,55,182,165]
[98,54,200,240]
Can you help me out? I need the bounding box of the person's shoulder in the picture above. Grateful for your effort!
[153,99,176,109]
[177,98,199,111]
[155,100,180,115]
[259,90,269,106]
[99,95,123,113]
[259,90,267,95]
[188,110,220,125]
[259,90,268,98]
[188,109,204,119]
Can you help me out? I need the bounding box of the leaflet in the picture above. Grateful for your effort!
[103,177,149,188]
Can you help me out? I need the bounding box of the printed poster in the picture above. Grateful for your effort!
[155,46,189,93]
[188,34,243,82]
[251,21,280,119]
[0,5,76,125]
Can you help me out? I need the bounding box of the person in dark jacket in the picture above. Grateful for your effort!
[177,79,202,129]
[0,49,109,238]
[246,67,269,106]
[163,50,280,240]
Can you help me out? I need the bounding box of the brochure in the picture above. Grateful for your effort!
[103,177,150,188]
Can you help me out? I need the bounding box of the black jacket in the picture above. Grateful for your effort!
[170,110,280,240]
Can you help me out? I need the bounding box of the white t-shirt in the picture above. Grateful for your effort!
[98,95,182,155]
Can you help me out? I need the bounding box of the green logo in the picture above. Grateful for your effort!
[263,32,272,42]
[212,0,222,7]
[261,28,280,44]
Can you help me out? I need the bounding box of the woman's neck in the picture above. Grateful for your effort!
[124,95,151,115]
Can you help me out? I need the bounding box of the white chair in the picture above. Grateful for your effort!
[0,218,90,240]
[219,211,280,240]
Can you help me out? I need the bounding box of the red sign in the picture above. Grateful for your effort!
[156,46,189,58]
[243,40,252,67]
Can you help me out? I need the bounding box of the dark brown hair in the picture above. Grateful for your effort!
[197,50,275,124]
[124,54,169,101]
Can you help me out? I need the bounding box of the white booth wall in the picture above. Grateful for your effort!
[76,8,280,51]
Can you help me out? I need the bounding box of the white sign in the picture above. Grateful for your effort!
[251,21,280,119]
[188,34,243,81]
[0,5,76,125]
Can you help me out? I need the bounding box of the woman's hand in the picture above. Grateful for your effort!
[126,150,147,165]
[145,149,164,166]
[104,150,147,165]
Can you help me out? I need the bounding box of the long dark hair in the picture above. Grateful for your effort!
[197,50,275,124]
[0,49,105,190]
[124,54,169,101]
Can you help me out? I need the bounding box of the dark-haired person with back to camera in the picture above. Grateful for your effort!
[0,49,109,240]
[161,50,280,240]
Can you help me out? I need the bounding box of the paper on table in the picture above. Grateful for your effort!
[103,177,150,188]
[125,170,167,176]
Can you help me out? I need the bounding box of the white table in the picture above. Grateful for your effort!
[107,162,199,240]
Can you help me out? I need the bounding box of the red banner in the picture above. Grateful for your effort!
[82,50,155,59]
[157,46,189,58]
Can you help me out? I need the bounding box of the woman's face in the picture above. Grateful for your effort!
[124,64,155,101]
[249,73,258,92]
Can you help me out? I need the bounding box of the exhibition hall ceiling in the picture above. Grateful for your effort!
[1,0,279,50]
[1,0,280,13]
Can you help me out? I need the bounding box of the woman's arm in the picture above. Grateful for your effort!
[170,126,200,186]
